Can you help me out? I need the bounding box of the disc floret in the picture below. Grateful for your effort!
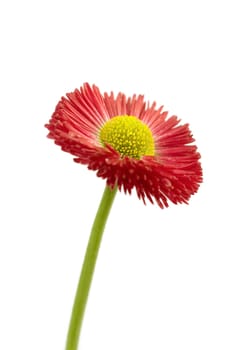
[99,115,155,159]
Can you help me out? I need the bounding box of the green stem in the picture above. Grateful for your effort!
[65,185,117,350]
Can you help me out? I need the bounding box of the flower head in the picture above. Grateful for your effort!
[46,83,202,208]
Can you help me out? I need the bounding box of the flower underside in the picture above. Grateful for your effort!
[99,115,155,159]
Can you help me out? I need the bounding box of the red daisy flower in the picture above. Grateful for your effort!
[45,83,202,208]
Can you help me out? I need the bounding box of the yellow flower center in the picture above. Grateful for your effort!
[99,115,155,159]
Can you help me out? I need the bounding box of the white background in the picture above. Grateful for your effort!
[1,1,246,349]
